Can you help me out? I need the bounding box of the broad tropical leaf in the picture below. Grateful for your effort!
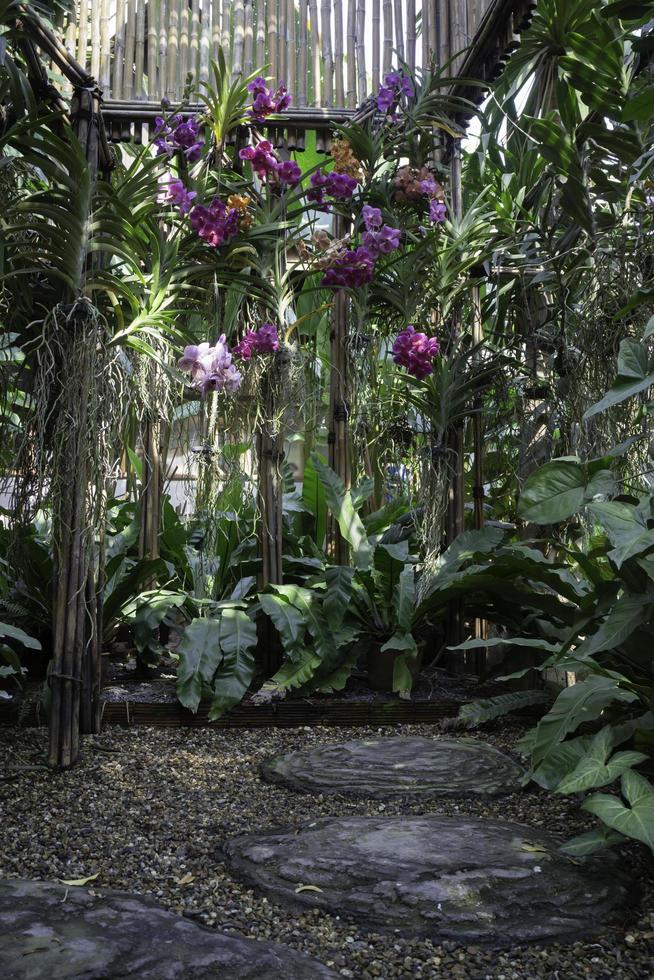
[176,619,223,712]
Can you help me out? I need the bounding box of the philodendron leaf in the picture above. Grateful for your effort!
[176,619,223,713]
[518,460,586,524]
[583,770,654,851]
[588,499,654,567]
[584,338,654,420]
[555,726,648,794]
[531,676,638,767]
[559,826,625,857]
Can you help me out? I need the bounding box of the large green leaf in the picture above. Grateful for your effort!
[323,565,356,629]
[176,619,223,713]
[573,593,653,659]
[0,621,41,650]
[310,454,373,570]
[583,770,654,851]
[457,690,551,728]
[560,826,625,856]
[209,607,257,719]
[556,726,647,794]
[518,459,586,524]
[588,499,654,566]
[395,565,415,632]
[584,339,654,420]
[259,592,307,656]
[301,455,327,548]
[270,648,322,691]
[531,676,638,767]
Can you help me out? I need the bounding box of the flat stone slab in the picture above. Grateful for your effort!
[0,879,337,979]
[224,815,636,945]
[261,736,524,798]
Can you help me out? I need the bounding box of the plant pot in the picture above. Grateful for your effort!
[366,641,422,693]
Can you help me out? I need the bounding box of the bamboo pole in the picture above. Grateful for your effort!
[422,0,429,72]
[445,136,466,660]
[90,0,100,81]
[430,0,439,65]
[148,0,159,97]
[159,0,168,96]
[113,0,126,99]
[298,0,308,104]
[287,0,296,99]
[321,0,333,105]
[244,0,254,75]
[220,0,230,63]
[437,0,450,72]
[279,0,287,85]
[124,0,137,98]
[200,0,211,82]
[180,0,190,88]
[406,0,415,72]
[450,0,466,74]
[356,0,366,103]
[382,0,391,75]
[371,0,380,92]
[167,0,180,98]
[78,0,89,72]
[393,0,403,63]
[64,0,76,74]
[190,0,200,82]
[308,0,320,105]
[334,0,344,106]
[346,0,356,107]
[268,0,279,85]
[327,217,351,564]
[233,0,245,77]
[99,0,111,90]
[135,0,146,98]
[256,0,265,71]
[213,0,222,64]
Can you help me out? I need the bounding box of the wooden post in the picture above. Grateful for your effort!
[471,281,488,661]
[406,0,415,72]
[138,416,163,564]
[327,213,351,565]
[49,88,103,766]
[445,135,467,664]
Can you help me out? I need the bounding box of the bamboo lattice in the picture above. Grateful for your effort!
[59,0,498,107]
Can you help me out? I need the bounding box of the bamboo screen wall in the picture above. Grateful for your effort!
[59,0,496,107]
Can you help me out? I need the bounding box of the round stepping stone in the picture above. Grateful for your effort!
[261,736,524,799]
[224,815,636,944]
[0,879,337,979]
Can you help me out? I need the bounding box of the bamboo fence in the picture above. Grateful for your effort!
[61,0,502,107]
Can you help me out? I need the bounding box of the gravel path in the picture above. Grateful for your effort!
[1,722,653,979]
